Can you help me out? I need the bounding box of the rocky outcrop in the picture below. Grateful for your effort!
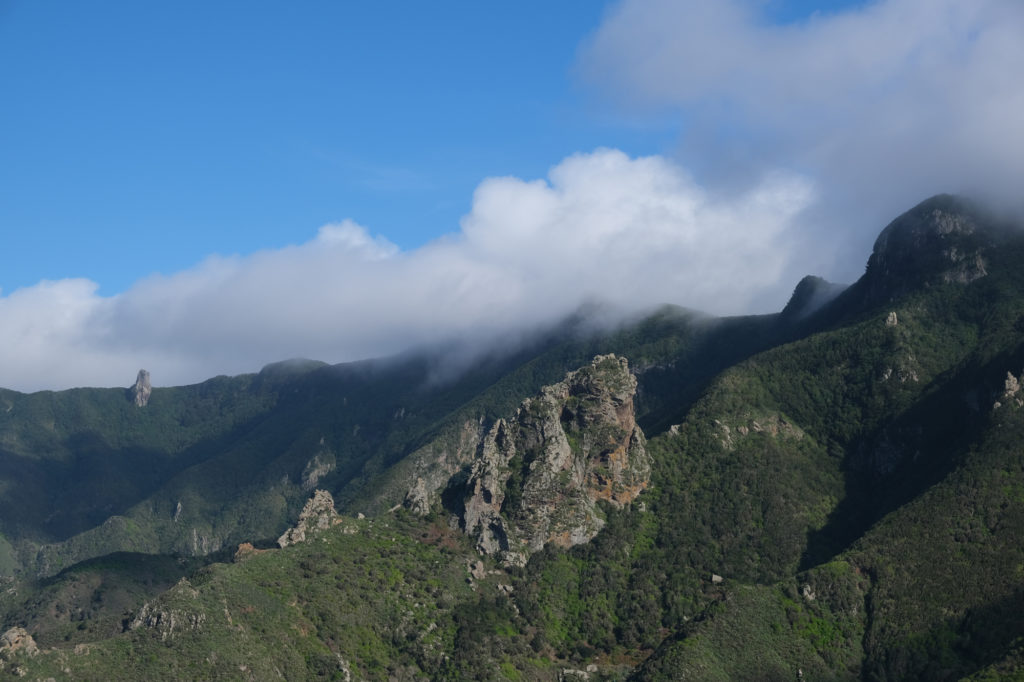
[1005,372,1021,398]
[128,578,205,642]
[131,369,152,407]
[277,490,340,547]
[233,542,270,562]
[716,413,805,450]
[462,420,518,555]
[457,355,650,565]
[993,371,1024,410]
[0,627,38,657]
[404,477,433,516]
[400,419,487,515]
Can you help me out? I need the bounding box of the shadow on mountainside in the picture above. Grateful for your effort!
[801,348,1023,571]
[861,587,1024,681]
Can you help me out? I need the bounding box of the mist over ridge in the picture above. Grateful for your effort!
[0,149,815,392]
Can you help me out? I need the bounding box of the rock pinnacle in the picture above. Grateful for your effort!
[132,369,152,407]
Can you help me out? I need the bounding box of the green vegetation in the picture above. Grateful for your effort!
[4,196,1024,679]
[3,513,487,680]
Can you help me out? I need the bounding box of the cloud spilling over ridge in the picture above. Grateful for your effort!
[0,149,812,391]
[580,0,1024,275]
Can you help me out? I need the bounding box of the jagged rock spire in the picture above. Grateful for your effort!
[457,354,650,566]
[132,369,152,407]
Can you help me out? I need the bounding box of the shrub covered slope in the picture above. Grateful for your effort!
[3,195,1024,680]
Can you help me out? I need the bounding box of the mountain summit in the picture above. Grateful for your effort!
[857,194,1010,304]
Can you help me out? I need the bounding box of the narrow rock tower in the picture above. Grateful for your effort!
[132,369,152,407]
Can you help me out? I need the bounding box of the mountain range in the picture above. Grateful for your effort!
[2,194,1024,680]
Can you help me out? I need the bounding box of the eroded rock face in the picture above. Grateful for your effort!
[459,355,650,565]
[132,369,152,407]
[462,420,517,555]
[277,489,340,547]
[402,418,487,515]
[404,477,433,516]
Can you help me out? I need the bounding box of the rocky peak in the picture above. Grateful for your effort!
[131,369,152,407]
[781,276,847,321]
[859,194,1004,304]
[277,489,340,547]
[457,354,650,565]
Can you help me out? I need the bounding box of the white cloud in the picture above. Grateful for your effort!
[8,0,1016,392]
[313,219,399,258]
[0,149,813,391]
[579,0,1024,278]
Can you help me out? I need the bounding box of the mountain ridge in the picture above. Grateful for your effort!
[3,194,1024,680]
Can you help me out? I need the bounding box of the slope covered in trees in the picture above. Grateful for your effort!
[3,195,1024,680]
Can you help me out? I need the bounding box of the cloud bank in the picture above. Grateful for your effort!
[0,150,812,391]
[580,0,1024,276]
[6,0,1021,391]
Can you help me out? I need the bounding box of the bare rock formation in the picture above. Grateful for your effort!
[277,489,340,548]
[132,369,152,407]
[128,578,205,642]
[399,418,487,515]
[462,420,517,555]
[233,542,269,562]
[404,477,433,516]
[994,371,1024,409]
[458,355,650,565]
[0,627,38,658]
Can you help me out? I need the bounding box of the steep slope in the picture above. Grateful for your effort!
[627,195,1024,679]
[0,291,799,579]
[343,307,799,517]
[1,498,488,680]
[4,194,1023,679]
[456,355,650,566]
[1,360,656,680]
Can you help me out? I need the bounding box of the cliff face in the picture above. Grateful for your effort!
[402,418,487,516]
[456,354,650,565]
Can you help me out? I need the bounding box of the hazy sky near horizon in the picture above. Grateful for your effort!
[2,0,1023,391]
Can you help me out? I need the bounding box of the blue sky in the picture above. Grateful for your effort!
[0,0,867,295]
[1,1,658,293]
[2,0,1021,390]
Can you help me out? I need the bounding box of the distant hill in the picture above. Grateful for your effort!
[3,194,1024,680]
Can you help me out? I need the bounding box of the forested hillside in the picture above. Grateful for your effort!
[3,195,1024,680]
